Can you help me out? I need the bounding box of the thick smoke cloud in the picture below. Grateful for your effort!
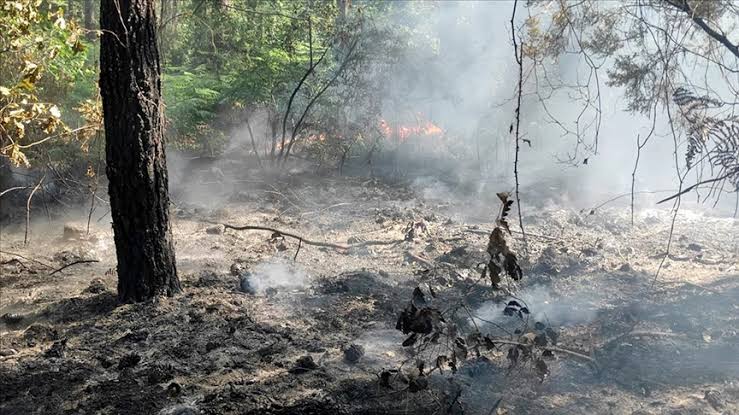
[166,1,737,217]
[373,1,736,216]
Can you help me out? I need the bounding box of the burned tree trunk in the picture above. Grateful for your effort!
[99,0,180,303]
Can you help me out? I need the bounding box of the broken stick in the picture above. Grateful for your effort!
[48,259,100,276]
[221,223,402,252]
[0,250,54,268]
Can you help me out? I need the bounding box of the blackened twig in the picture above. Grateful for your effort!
[656,171,736,204]
[293,238,303,261]
[0,250,54,268]
[48,259,100,276]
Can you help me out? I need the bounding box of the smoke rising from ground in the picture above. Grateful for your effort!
[370,1,737,216]
[473,285,601,329]
[246,259,311,295]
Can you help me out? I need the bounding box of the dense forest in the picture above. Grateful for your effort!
[0,1,738,414]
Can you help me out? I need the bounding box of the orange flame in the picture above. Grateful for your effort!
[379,116,443,142]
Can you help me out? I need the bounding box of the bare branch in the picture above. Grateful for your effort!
[663,0,739,59]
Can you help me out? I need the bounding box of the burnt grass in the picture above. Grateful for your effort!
[1,173,738,414]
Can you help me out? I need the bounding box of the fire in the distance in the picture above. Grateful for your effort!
[287,113,444,149]
[380,114,444,142]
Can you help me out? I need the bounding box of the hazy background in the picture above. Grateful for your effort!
[165,1,737,217]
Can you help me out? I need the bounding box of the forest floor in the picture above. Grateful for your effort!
[1,172,738,415]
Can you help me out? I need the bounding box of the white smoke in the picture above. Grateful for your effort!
[473,285,601,328]
[247,258,311,295]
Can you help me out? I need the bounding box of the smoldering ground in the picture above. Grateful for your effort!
[2,2,738,415]
[2,154,738,415]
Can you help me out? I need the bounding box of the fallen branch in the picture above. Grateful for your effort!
[1,258,29,270]
[48,259,100,276]
[0,250,54,268]
[492,339,596,366]
[405,251,434,268]
[602,330,683,348]
[221,223,402,251]
[299,202,352,217]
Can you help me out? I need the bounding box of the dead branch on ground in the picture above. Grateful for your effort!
[1,257,29,270]
[405,251,434,268]
[601,330,683,349]
[48,259,100,276]
[221,223,403,252]
[0,250,54,268]
[299,202,352,217]
[493,338,596,366]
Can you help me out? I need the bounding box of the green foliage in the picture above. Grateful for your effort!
[0,0,99,169]
[1,0,443,170]
[159,0,339,155]
[163,67,227,155]
[523,0,739,114]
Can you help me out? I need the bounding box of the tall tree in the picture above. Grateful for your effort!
[99,0,180,302]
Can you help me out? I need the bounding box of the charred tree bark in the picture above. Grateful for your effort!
[99,0,180,303]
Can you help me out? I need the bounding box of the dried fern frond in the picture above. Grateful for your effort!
[673,87,739,190]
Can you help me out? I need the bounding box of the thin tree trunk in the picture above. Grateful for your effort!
[99,0,180,303]
[66,0,75,19]
[158,0,179,60]
[84,0,94,30]
[337,0,350,22]
[245,115,262,168]
[269,107,279,164]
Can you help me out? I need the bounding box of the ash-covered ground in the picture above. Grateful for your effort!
[1,170,738,415]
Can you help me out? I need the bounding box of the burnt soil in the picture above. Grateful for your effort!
[1,173,738,414]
